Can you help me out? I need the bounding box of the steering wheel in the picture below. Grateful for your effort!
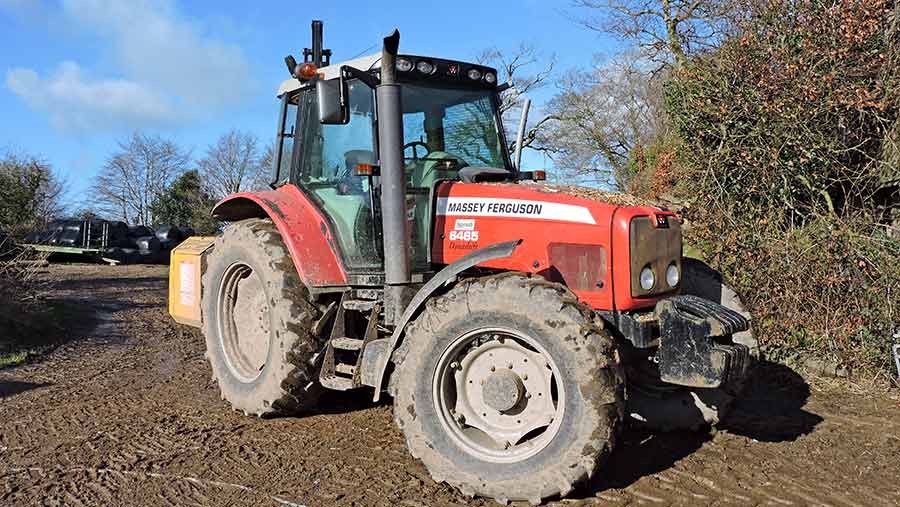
[403,141,430,162]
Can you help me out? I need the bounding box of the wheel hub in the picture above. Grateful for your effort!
[217,263,270,383]
[434,330,564,463]
[482,369,524,412]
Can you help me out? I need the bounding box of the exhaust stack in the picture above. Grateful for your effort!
[376,30,411,322]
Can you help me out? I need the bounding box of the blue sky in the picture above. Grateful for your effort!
[1,0,617,208]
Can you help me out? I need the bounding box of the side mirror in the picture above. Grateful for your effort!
[317,77,348,124]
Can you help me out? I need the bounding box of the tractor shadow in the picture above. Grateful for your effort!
[316,387,391,415]
[580,360,822,496]
[0,379,51,398]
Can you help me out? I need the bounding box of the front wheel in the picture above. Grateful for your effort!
[392,274,623,505]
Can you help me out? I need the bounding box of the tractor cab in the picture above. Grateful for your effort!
[271,45,512,277]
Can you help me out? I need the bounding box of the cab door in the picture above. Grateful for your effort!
[292,80,383,273]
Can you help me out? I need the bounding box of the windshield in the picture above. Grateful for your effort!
[401,84,509,170]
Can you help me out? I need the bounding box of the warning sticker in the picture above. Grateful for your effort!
[179,261,196,307]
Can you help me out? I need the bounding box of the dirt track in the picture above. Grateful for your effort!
[1,265,899,506]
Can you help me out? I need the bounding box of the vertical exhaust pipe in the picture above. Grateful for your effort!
[311,20,324,66]
[376,30,411,322]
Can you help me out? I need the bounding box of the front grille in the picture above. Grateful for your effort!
[629,216,682,297]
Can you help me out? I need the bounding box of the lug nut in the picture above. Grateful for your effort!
[507,362,514,369]
[490,366,496,372]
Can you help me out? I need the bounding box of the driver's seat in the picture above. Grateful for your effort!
[411,150,459,189]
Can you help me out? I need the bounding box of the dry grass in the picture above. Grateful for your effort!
[0,239,53,366]
[520,181,658,207]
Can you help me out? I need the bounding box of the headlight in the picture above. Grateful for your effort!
[639,266,655,291]
[467,68,482,80]
[484,72,496,84]
[666,263,680,287]
[396,58,413,72]
[416,60,435,74]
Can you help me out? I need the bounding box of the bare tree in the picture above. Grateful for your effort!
[199,130,268,199]
[92,132,190,225]
[573,0,737,68]
[252,142,276,191]
[538,52,668,188]
[477,44,558,155]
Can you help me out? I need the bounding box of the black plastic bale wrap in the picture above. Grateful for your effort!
[57,229,81,247]
[127,225,154,238]
[154,225,184,243]
[107,221,129,247]
[134,236,161,253]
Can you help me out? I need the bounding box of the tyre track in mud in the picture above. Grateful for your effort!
[1,265,899,506]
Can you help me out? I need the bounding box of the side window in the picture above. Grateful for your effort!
[297,81,382,271]
[299,82,376,184]
[273,94,298,185]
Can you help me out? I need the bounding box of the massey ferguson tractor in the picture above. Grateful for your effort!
[168,21,752,504]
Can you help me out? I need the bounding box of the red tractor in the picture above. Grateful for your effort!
[169,21,752,504]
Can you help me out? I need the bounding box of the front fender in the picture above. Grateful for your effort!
[212,185,347,287]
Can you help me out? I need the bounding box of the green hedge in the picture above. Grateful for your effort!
[664,0,900,372]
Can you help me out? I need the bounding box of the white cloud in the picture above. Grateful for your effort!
[7,61,177,131]
[4,0,254,132]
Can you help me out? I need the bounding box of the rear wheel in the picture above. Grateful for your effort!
[202,218,323,416]
[392,274,623,504]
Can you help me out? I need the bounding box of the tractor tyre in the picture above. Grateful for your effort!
[202,218,323,417]
[392,273,623,505]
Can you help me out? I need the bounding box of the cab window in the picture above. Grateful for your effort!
[272,94,298,185]
[297,81,382,271]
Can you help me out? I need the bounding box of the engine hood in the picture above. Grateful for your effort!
[431,181,677,311]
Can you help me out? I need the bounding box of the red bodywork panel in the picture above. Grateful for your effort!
[214,182,679,312]
[213,185,348,287]
[432,182,677,312]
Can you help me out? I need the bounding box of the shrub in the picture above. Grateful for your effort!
[664,0,900,372]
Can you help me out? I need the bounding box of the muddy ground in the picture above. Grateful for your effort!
[1,264,898,506]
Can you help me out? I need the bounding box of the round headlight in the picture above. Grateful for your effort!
[639,266,655,291]
[416,60,435,74]
[666,263,680,287]
[484,72,496,84]
[467,68,482,80]
[396,58,413,72]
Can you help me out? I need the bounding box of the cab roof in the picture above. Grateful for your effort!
[277,53,381,97]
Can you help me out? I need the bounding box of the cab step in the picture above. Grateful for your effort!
[331,337,364,350]
[342,299,377,312]
[318,293,381,392]
[319,375,355,391]
[335,363,356,375]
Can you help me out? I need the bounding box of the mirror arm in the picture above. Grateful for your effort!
[340,66,380,89]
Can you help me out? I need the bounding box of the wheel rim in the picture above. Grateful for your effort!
[217,262,270,383]
[432,327,565,463]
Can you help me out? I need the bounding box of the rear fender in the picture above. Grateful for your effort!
[212,185,347,287]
